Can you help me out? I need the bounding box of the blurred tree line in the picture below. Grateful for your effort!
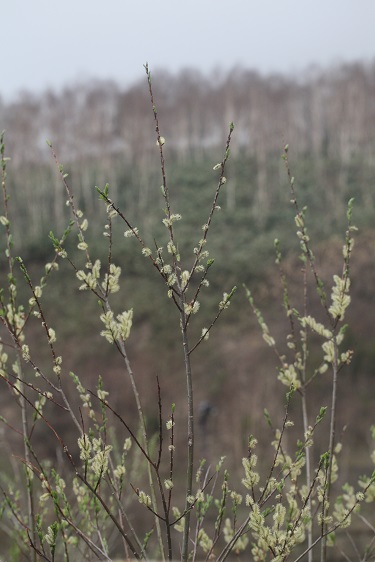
[1,61,375,247]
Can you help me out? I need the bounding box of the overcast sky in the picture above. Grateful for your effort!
[2,0,374,100]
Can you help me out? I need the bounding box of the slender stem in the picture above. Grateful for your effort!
[18,355,37,562]
[301,264,313,562]
[180,302,194,562]
[114,327,165,560]
[320,336,339,562]
[301,391,313,560]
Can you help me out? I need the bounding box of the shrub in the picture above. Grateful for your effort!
[1,66,375,562]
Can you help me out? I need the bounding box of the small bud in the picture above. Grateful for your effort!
[166,419,175,430]
[201,328,209,341]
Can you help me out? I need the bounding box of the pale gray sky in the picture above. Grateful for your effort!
[2,0,374,100]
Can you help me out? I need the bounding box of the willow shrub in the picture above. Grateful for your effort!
[1,66,375,562]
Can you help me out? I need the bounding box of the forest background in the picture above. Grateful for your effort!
[1,61,375,556]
